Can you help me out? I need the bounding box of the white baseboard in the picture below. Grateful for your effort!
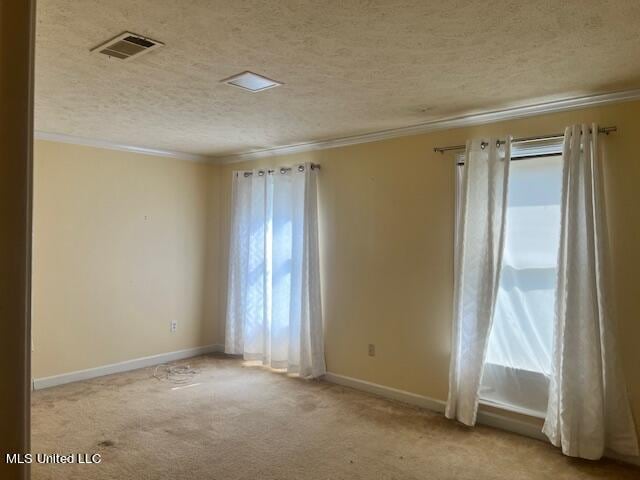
[33,344,224,390]
[323,372,639,466]
[475,408,546,441]
[324,372,446,413]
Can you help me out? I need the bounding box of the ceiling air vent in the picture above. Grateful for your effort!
[91,32,163,61]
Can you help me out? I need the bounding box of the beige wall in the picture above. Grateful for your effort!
[32,99,640,443]
[216,100,640,437]
[32,141,221,378]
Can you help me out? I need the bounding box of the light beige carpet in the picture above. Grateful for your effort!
[32,354,639,479]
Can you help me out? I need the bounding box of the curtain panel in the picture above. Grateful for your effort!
[446,138,512,426]
[542,124,639,459]
[225,164,326,378]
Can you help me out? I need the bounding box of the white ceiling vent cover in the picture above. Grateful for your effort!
[221,71,283,92]
[91,32,164,61]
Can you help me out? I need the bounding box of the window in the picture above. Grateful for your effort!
[225,165,326,378]
[457,139,563,417]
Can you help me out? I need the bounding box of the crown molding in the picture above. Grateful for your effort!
[35,89,640,165]
[34,131,213,163]
[214,88,640,164]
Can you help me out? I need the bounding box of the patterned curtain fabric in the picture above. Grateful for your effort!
[225,164,326,378]
[543,124,639,459]
[446,138,512,426]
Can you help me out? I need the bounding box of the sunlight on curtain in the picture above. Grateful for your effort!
[225,165,325,378]
[446,138,511,426]
[543,124,639,459]
[480,155,563,416]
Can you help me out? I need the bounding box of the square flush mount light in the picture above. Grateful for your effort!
[221,71,283,92]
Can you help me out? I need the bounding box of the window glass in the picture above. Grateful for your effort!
[480,155,562,416]
[485,155,562,375]
[456,150,563,416]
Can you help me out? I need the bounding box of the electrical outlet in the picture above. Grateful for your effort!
[368,344,375,357]
[170,320,177,333]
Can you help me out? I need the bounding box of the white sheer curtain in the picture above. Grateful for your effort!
[480,153,563,417]
[225,164,326,378]
[446,138,511,426]
[543,124,639,459]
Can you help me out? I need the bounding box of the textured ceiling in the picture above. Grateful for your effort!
[35,0,640,157]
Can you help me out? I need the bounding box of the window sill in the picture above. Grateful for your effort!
[479,398,546,419]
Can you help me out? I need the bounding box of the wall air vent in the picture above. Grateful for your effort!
[91,32,164,61]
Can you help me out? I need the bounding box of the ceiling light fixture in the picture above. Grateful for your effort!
[221,71,283,93]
